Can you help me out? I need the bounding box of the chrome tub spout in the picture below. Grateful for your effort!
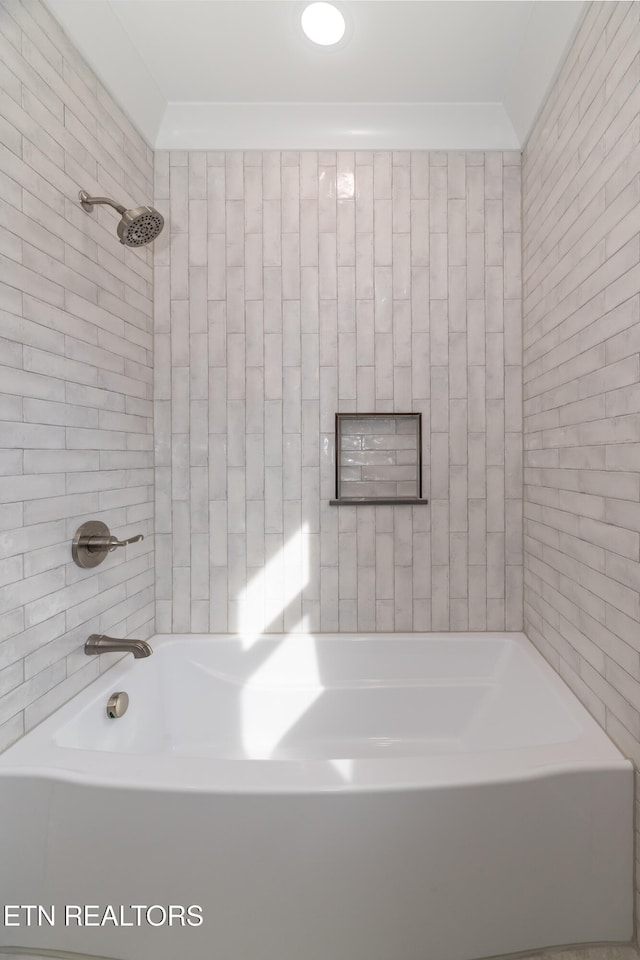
[85,634,153,659]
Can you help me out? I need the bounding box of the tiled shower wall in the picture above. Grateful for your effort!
[154,150,523,633]
[522,0,640,916]
[0,0,155,752]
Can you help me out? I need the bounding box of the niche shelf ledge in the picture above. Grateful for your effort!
[330,498,429,506]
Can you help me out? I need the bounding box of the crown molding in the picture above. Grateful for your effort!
[156,101,520,151]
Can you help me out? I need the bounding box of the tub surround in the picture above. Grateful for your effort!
[154,149,523,635]
[0,0,155,754]
[521,0,640,921]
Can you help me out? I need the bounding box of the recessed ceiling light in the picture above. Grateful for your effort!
[301,2,346,46]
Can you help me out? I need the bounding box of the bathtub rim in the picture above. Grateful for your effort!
[0,631,632,795]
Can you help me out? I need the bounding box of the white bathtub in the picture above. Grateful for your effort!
[0,632,632,960]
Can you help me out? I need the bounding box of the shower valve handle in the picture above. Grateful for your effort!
[88,533,145,552]
[72,521,144,569]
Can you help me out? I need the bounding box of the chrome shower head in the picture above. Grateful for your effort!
[79,190,164,247]
[116,205,165,247]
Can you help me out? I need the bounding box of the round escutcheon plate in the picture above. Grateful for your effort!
[71,520,111,568]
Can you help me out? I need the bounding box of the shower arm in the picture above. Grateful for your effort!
[79,191,126,215]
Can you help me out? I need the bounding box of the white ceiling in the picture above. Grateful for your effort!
[44,0,587,150]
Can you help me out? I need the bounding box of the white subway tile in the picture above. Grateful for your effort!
[139,145,522,648]
[522,0,640,823]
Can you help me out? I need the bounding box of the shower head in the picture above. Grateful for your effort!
[115,205,165,247]
[79,190,164,247]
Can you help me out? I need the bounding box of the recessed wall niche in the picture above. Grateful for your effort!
[331,413,428,506]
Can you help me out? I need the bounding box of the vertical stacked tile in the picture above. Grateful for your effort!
[0,0,155,751]
[156,150,522,634]
[522,0,640,918]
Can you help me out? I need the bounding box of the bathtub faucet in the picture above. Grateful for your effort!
[85,634,153,659]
